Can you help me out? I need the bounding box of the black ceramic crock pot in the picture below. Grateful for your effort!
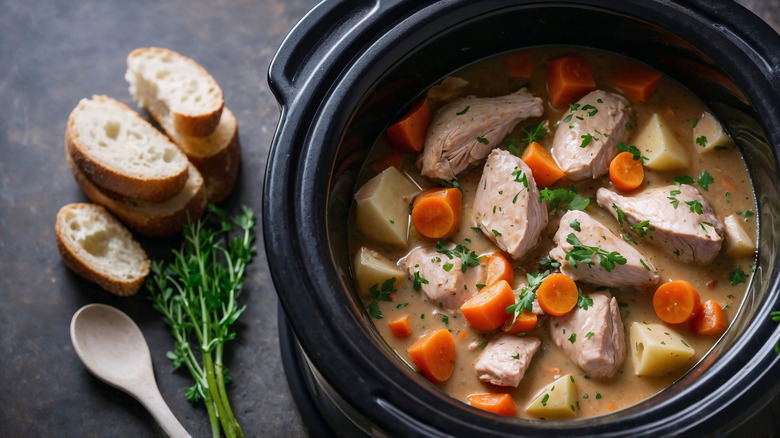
[264,1,780,436]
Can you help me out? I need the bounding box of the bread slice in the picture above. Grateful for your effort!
[158,107,240,203]
[67,152,207,237]
[66,95,191,202]
[126,47,224,137]
[56,203,150,296]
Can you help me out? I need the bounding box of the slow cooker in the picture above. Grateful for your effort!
[263,0,780,435]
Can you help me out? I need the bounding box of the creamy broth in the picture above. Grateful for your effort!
[347,47,756,419]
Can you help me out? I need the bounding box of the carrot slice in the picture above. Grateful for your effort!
[609,151,644,192]
[485,252,514,287]
[468,393,517,417]
[388,314,412,338]
[546,55,597,108]
[411,187,462,239]
[502,309,538,335]
[370,152,403,173]
[521,141,565,187]
[691,299,728,336]
[507,52,533,78]
[536,273,579,316]
[608,63,662,103]
[386,98,432,153]
[653,280,702,324]
[460,280,515,331]
[407,328,457,383]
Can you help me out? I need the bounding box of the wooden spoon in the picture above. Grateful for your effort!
[70,303,190,438]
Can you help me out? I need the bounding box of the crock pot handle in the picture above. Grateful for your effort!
[267,0,386,107]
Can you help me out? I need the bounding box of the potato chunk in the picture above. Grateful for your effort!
[634,113,690,171]
[354,166,421,246]
[526,374,579,419]
[693,112,732,154]
[629,322,694,376]
[353,246,405,296]
[723,214,756,258]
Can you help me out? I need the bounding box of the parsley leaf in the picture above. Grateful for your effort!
[506,270,550,324]
[629,220,655,238]
[729,266,748,286]
[477,136,490,145]
[539,187,590,215]
[439,179,463,193]
[697,170,714,191]
[616,142,648,163]
[696,135,708,147]
[569,218,581,232]
[436,240,479,273]
[565,233,627,272]
[736,210,754,221]
[368,277,397,319]
[685,199,703,214]
[520,120,550,147]
[612,203,627,227]
[412,271,428,291]
[456,105,470,115]
[577,288,593,310]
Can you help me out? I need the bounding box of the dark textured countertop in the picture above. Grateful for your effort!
[0,1,777,437]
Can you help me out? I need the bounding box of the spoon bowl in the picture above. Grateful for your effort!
[70,303,190,438]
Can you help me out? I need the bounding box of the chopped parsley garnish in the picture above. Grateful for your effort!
[629,220,655,238]
[565,233,627,272]
[577,288,593,310]
[520,120,550,147]
[585,331,595,339]
[568,333,577,343]
[476,136,489,145]
[595,392,603,400]
[617,142,648,163]
[729,266,748,286]
[569,218,581,232]
[368,277,397,319]
[439,179,463,193]
[412,271,428,291]
[513,168,529,188]
[541,394,550,406]
[674,175,695,185]
[697,170,714,191]
[538,256,561,269]
[436,240,479,273]
[612,203,627,227]
[580,133,597,148]
[539,187,590,215]
[640,259,651,271]
[736,210,754,221]
[456,105,470,115]
[696,135,708,147]
[698,221,714,232]
[668,188,682,208]
[685,199,703,214]
[506,270,550,322]
[492,229,502,237]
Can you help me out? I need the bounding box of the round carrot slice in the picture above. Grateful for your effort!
[609,151,644,192]
[653,280,702,324]
[411,187,462,239]
[537,273,579,316]
[407,328,457,383]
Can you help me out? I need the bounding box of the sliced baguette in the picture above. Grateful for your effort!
[56,203,150,296]
[66,95,190,202]
[67,152,207,237]
[158,107,240,203]
[126,47,224,137]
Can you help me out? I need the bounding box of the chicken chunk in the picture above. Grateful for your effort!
[596,185,724,264]
[473,149,548,260]
[418,88,543,181]
[400,244,484,312]
[549,210,659,288]
[475,332,541,387]
[552,90,633,180]
[548,290,625,379]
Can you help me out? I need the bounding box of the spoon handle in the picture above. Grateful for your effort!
[138,386,192,438]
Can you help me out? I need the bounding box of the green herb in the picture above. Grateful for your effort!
[668,188,681,208]
[612,203,627,227]
[629,220,655,238]
[520,120,550,147]
[539,187,590,215]
[396,302,408,309]
[625,122,634,131]
[506,270,550,322]
[442,262,454,272]
[506,138,521,157]
[685,199,703,214]
[691,117,699,128]
[439,179,463,193]
[583,394,590,399]
[697,170,714,191]
[511,353,520,359]
[368,277,397,319]
[569,218,581,232]
[729,266,748,286]
[436,240,479,273]
[674,175,695,185]
[640,259,651,271]
[696,135,708,147]
[413,271,429,291]
[737,210,754,221]
[580,133,596,148]
[568,333,577,343]
[538,256,561,269]
[595,392,603,400]
[513,168,529,188]
[577,288,593,310]
[148,205,256,438]
[616,142,648,163]
[698,221,713,232]
[492,229,502,237]
[565,233,627,272]
[477,136,489,145]
[456,105,470,115]
[541,393,550,406]
[441,315,449,325]
[585,332,595,339]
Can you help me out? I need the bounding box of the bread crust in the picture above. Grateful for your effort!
[126,47,224,137]
[66,152,207,237]
[65,95,189,202]
[55,203,150,296]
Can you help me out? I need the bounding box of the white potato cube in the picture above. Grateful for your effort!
[526,374,579,419]
[693,112,732,153]
[723,214,756,258]
[634,113,690,171]
[629,322,694,376]
[353,246,405,296]
[354,166,421,246]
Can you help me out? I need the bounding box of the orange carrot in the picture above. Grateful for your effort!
[468,393,517,417]
[536,273,579,316]
[386,98,432,153]
[502,309,538,335]
[411,187,462,239]
[407,328,457,383]
[370,151,403,173]
[521,141,565,187]
[691,300,728,336]
[609,151,644,192]
[485,252,514,287]
[507,52,533,78]
[460,280,515,331]
[546,55,597,108]
[653,280,702,324]
[388,314,412,338]
[608,63,662,103]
